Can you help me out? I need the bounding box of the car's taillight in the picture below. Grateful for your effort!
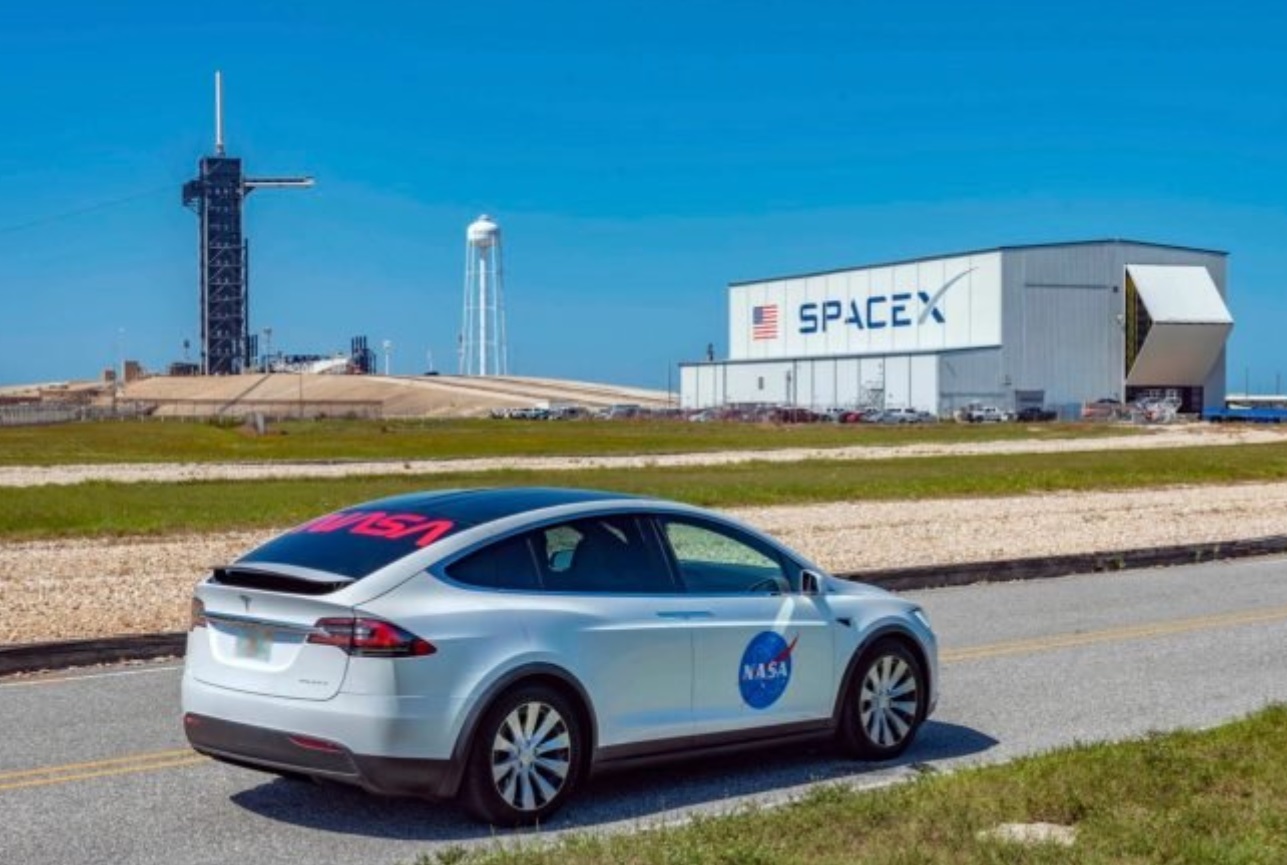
[190,598,207,630]
[307,617,436,658]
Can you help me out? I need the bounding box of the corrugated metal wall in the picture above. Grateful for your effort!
[679,353,942,412]
[1002,242,1228,412]
[937,348,1005,412]
[1005,244,1121,411]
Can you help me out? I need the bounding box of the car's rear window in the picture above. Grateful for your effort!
[237,508,461,579]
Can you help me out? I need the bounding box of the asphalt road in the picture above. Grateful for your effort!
[3,556,1286,865]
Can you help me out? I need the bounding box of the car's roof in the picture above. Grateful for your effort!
[360,487,641,530]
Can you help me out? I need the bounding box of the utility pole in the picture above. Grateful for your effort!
[116,327,126,389]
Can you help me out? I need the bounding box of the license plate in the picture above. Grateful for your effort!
[234,625,273,661]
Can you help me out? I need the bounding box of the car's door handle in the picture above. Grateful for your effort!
[656,610,714,620]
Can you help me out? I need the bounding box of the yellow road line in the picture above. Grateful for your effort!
[0,747,194,783]
[0,756,207,793]
[942,604,1287,663]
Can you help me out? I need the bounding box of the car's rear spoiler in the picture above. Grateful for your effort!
[209,562,355,596]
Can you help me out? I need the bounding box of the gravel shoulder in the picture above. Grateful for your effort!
[6,480,1287,644]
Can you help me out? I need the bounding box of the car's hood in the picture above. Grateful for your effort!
[823,575,896,600]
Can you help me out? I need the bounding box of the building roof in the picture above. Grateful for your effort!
[729,239,1229,287]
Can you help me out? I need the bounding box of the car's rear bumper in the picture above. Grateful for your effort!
[184,713,459,798]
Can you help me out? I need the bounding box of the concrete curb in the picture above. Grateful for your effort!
[858,534,1287,593]
[4,534,1286,678]
[1,632,187,677]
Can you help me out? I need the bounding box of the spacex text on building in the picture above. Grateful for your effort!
[798,290,947,334]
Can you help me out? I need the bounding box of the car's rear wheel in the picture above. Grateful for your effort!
[461,684,584,826]
[838,639,925,760]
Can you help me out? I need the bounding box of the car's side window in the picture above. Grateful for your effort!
[445,533,542,592]
[661,519,791,594]
[536,515,676,594]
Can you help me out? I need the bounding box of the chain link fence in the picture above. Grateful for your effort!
[0,402,156,427]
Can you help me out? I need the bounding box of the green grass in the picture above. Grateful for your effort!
[418,705,1287,865]
[0,417,1134,466]
[6,441,1287,541]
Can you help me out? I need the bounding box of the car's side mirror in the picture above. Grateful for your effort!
[800,569,823,595]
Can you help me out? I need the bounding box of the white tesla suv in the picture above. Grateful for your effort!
[182,487,938,824]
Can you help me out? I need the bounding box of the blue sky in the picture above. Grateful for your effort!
[1,1,1285,390]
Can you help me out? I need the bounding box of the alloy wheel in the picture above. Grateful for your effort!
[858,654,919,749]
[489,700,572,811]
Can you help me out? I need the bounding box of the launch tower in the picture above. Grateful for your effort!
[182,72,314,375]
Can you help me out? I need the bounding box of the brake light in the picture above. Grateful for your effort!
[307,617,436,657]
[190,598,207,630]
[288,735,345,754]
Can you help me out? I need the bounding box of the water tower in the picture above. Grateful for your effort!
[459,214,508,376]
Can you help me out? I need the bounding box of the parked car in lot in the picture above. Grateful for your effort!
[817,407,846,423]
[546,405,590,420]
[964,405,1007,423]
[182,487,938,825]
[881,407,937,424]
[602,403,643,419]
[876,407,915,424]
[1015,406,1057,422]
[491,406,550,420]
[765,406,818,423]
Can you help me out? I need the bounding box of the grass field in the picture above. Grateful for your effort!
[0,418,1135,466]
[425,705,1287,865]
[5,441,1287,541]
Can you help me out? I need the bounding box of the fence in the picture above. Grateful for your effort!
[141,398,384,421]
[0,402,157,427]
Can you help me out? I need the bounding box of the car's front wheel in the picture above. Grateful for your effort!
[837,639,926,760]
[461,684,584,825]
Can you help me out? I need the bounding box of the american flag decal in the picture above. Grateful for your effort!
[752,304,779,340]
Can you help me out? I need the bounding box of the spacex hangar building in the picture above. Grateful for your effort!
[680,239,1234,417]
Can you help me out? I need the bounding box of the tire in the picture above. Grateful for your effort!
[837,639,926,760]
[461,684,584,826]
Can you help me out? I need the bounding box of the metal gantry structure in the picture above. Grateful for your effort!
[182,72,314,375]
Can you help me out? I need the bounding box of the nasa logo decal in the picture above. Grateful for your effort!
[738,631,797,710]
